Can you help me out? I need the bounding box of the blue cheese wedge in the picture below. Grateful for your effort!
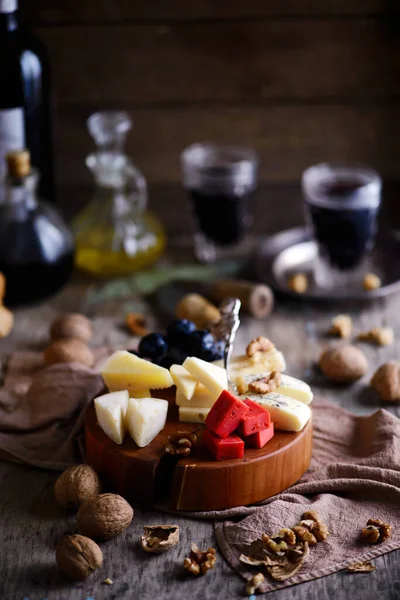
[243,373,313,405]
[230,350,286,382]
[178,406,211,423]
[242,392,311,432]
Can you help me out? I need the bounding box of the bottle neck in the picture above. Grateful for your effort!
[0,2,18,32]
[5,170,38,216]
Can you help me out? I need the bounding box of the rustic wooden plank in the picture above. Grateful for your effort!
[20,0,396,23]
[36,20,400,106]
[53,105,400,186]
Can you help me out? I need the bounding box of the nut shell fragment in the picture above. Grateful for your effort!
[319,345,368,383]
[56,534,103,581]
[54,464,102,509]
[140,525,179,553]
[77,493,133,541]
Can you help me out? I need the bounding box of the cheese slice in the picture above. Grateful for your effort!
[94,390,129,445]
[170,364,197,400]
[230,350,286,382]
[100,350,173,394]
[183,357,227,396]
[179,406,211,423]
[243,373,313,405]
[126,397,168,447]
[175,384,218,409]
[243,392,311,432]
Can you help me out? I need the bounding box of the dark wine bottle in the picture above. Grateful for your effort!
[0,0,54,203]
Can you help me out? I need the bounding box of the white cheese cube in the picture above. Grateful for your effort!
[175,383,218,408]
[183,357,227,396]
[243,392,311,432]
[243,373,313,405]
[170,364,197,400]
[179,406,211,424]
[94,390,129,445]
[126,397,168,447]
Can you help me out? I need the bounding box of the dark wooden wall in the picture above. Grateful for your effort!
[21,1,400,234]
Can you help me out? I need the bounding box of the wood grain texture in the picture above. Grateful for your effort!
[20,0,397,23]
[54,105,400,186]
[37,20,400,106]
[85,402,312,511]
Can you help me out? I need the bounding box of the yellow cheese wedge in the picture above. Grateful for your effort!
[178,405,211,423]
[126,397,168,447]
[183,357,227,396]
[94,390,129,444]
[130,388,152,398]
[170,364,197,400]
[243,373,313,405]
[243,392,311,432]
[175,383,218,409]
[229,349,286,382]
[100,350,173,394]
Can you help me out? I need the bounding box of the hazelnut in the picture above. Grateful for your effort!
[50,313,93,343]
[77,493,133,541]
[371,362,400,402]
[44,338,95,368]
[319,345,368,383]
[54,464,102,509]
[56,534,103,580]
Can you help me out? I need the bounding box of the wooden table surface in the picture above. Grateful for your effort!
[1,273,400,600]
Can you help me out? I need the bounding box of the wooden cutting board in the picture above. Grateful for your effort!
[85,395,312,511]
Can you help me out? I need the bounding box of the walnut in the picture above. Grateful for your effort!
[50,314,93,343]
[371,362,400,402]
[262,533,288,553]
[277,528,297,546]
[268,543,310,581]
[245,572,265,595]
[361,525,380,544]
[319,345,368,383]
[165,430,199,456]
[140,525,179,553]
[361,519,391,544]
[125,312,149,336]
[44,338,95,368]
[329,315,352,339]
[358,327,394,347]
[183,543,217,576]
[54,464,102,509]
[77,493,134,541]
[288,273,308,294]
[249,371,282,394]
[363,272,381,291]
[246,336,275,358]
[0,305,13,338]
[347,560,376,573]
[56,534,103,581]
[301,511,329,542]
[292,525,317,546]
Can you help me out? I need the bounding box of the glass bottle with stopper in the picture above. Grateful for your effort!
[0,150,74,306]
[73,111,166,277]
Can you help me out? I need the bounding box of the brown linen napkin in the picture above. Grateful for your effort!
[209,399,400,593]
[0,351,105,470]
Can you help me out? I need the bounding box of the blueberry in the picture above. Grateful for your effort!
[138,333,168,359]
[187,329,215,356]
[166,319,196,347]
[200,341,225,362]
[157,353,178,369]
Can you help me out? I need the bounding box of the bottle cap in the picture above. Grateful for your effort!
[6,150,31,178]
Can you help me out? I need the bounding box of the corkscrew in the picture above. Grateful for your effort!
[210,297,241,391]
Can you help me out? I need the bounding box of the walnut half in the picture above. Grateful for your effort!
[184,543,217,576]
[248,371,282,394]
[246,336,275,358]
[361,519,392,544]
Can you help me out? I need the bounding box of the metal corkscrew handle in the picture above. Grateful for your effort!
[210,297,241,389]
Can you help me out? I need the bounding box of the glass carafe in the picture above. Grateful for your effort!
[73,111,165,277]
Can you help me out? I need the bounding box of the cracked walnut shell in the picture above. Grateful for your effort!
[140,525,179,553]
[371,362,400,402]
[319,345,368,383]
[56,534,103,581]
[54,464,102,509]
[77,493,133,541]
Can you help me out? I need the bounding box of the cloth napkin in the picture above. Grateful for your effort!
[1,352,400,592]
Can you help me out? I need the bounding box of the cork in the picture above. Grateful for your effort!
[175,294,221,329]
[211,280,274,319]
[6,150,31,178]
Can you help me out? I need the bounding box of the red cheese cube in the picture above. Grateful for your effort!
[244,422,275,449]
[237,399,271,437]
[203,429,244,461]
[205,390,249,438]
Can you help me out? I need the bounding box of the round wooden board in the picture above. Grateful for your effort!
[85,399,312,512]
